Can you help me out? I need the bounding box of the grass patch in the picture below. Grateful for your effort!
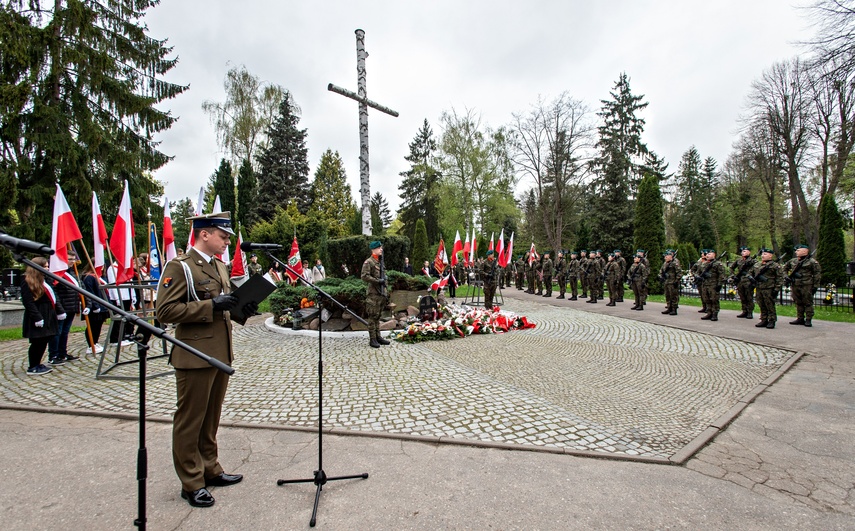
[0,325,87,342]
[631,294,855,323]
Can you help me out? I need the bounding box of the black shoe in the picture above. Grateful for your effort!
[369,339,381,348]
[48,357,65,366]
[631,305,639,310]
[766,321,776,329]
[745,313,753,319]
[637,306,644,311]
[661,309,671,314]
[790,318,805,325]
[556,295,564,299]
[755,321,768,327]
[181,487,215,508]
[698,308,708,313]
[736,312,747,318]
[606,302,616,306]
[701,313,713,320]
[569,296,577,301]
[710,313,718,321]
[205,472,243,487]
[804,319,812,327]
[668,310,677,315]
[616,298,623,302]
[377,336,391,345]
[63,354,79,362]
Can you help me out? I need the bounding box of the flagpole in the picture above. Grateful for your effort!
[68,242,97,352]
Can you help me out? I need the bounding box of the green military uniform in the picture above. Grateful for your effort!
[515,256,525,290]
[156,213,246,500]
[534,256,543,295]
[698,251,727,321]
[525,253,535,294]
[585,254,602,303]
[731,248,757,318]
[628,259,649,310]
[554,253,567,299]
[578,251,588,298]
[691,254,708,313]
[785,246,822,326]
[361,241,389,347]
[479,252,499,309]
[566,252,580,300]
[614,251,626,302]
[751,250,784,328]
[541,254,554,297]
[247,258,263,277]
[659,251,681,315]
[604,255,622,306]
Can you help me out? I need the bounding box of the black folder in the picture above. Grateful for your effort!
[230,274,277,325]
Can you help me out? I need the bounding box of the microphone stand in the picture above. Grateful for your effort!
[2,232,233,531]
[263,250,369,528]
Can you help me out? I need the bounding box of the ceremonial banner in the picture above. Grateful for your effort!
[92,192,108,276]
[496,229,506,267]
[434,239,448,275]
[187,186,204,250]
[230,230,248,287]
[505,231,515,267]
[162,196,177,262]
[451,230,462,266]
[50,184,83,277]
[285,237,303,283]
[109,180,135,284]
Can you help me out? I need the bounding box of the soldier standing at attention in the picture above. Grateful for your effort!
[659,250,681,315]
[247,254,263,277]
[156,212,258,508]
[692,250,709,314]
[578,250,589,299]
[361,241,390,348]
[541,252,554,297]
[731,246,757,319]
[752,248,784,329]
[627,255,649,310]
[515,255,525,290]
[614,250,626,303]
[604,253,622,306]
[585,252,602,303]
[785,244,822,327]
[595,250,607,301]
[554,251,567,299]
[524,252,534,294]
[534,254,543,295]
[479,250,499,309]
[700,249,727,321]
[566,251,580,301]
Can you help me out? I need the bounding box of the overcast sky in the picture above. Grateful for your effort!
[145,0,814,215]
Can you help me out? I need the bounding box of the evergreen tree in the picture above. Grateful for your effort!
[633,174,666,293]
[370,191,392,236]
[816,194,847,286]
[673,146,716,250]
[1,0,185,243]
[210,159,235,220]
[309,149,354,238]
[348,203,363,235]
[412,218,430,271]
[236,158,257,230]
[398,119,441,243]
[589,73,649,253]
[170,197,196,252]
[254,91,310,221]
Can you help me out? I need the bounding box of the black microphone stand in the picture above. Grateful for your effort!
[2,232,234,531]
[264,251,369,527]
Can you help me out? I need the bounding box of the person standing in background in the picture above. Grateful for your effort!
[21,256,66,375]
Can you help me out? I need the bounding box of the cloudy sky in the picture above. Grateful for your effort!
[145,0,815,214]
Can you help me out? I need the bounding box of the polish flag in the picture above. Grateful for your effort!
[489,232,495,252]
[162,196,177,262]
[187,186,204,250]
[505,231,515,267]
[528,242,539,265]
[109,180,135,284]
[92,192,109,276]
[450,230,463,267]
[212,195,230,264]
[462,230,471,266]
[469,234,477,265]
[230,230,248,286]
[430,273,450,293]
[496,229,506,267]
[50,184,83,277]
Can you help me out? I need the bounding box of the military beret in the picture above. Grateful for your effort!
[636,249,645,254]
[369,240,383,249]
[707,249,717,254]
[570,250,577,255]
[664,249,675,255]
[760,247,774,254]
[613,249,621,253]
[608,253,615,258]
[739,246,750,251]
[794,244,809,250]
[486,250,495,256]
[580,249,587,253]
[189,212,234,235]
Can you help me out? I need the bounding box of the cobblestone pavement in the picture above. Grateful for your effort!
[0,298,795,462]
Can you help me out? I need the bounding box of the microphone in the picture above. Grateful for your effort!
[240,242,283,252]
[0,232,55,256]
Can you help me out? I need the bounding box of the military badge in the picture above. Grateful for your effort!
[162,277,172,288]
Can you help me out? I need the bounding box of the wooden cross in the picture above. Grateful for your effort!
[328,29,399,235]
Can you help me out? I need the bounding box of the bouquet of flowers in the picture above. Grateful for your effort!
[825,283,837,304]
[276,309,295,327]
[389,304,535,343]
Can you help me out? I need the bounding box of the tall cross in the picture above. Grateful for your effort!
[328,29,399,236]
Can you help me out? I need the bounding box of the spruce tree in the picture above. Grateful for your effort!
[634,174,666,293]
[309,149,354,238]
[412,219,430,271]
[816,194,847,286]
[211,159,235,220]
[1,0,185,243]
[236,158,257,230]
[370,191,392,236]
[398,119,441,243]
[170,197,196,252]
[254,91,310,221]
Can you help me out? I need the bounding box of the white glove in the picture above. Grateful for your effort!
[82,308,91,316]
[92,308,101,313]
[35,320,44,328]
[57,313,67,321]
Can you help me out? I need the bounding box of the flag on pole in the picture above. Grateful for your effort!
[211,195,231,264]
[451,230,463,267]
[187,186,204,250]
[462,230,471,266]
[92,192,109,277]
[433,238,448,275]
[109,180,135,284]
[50,184,83,278]
[162,196,177,262]
[469,233,477,265]
[505,231,515,267]
[230,230,249,286]
[528,242,539,265]
[496,229,506,267]
[430,273,450,293]
[489,232,495,252]
[285,237,303,282]
[148,221,161,280]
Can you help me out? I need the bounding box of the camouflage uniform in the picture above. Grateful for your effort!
[585,256,603,303]
[554,254,567,299]
[659,256,681,314]
[541,255,554,297]
[534,258,543,295]
[751,255,784,328]
[604,257,622,306]
[525,254,535,294]
[479,257,500,309]
[614,252,627,302]
[698,256,727,320]
[731,252,757,318]
[690,257,707,313]
[566,254,580,300]
[785,252,822,326]
[628,260,649,309]
[578,252,588,298]
[361,254,386,345]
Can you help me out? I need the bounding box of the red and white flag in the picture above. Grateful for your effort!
[430,273,450,293]
[462,230,471,266]
[505,231,515,267]
[285,237,303,283]
[451,230,462,267]
[187,186,204,251]
[528,242,539,265]
[50,184,83,277]
[496,229,506,267]
[230,230,248,286]
[489,232,495,252]
[469,233,477,265]
[434,239,448,275]
[162,196,177,262]
[212,195,230,264]
[109,180,135,284]
[92,191,109,277]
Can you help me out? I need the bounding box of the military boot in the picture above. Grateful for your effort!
[661,309,671,314]
[789,318,805,325]
[698,307,708,313]
[377,335,391,345]
[755,320,768,327]
[766,321,775,329]
[745,313,753,319]
[668,309,677,315]
[369,333,380,348]
[736,311,747,318]
[569,296,577,301]
[710,312,718,321]
[701,313,714,320]
[804,319,812,327]
[606,301,616,306]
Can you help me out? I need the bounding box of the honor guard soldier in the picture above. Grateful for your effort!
[541,252,554,297]
[361,241,390,348]
[566,251,580,300]
[554,251,567,299]
[699,249,727,321]
[731,247,757,319]
[613,250,626,302]
[785,244,821,327]
[524,252,535,294]
[628,254,650,310]
[595,250,606,301]
[659,249,681,315]
[585,251,603,303]
[515,255,525,290]
[479,250,499,309]
[156,212,257,508]
[692,250,709,314]
[247,254,263,276]
[604,253,622,306]
[578,250,588,298]
[751,248,784,329]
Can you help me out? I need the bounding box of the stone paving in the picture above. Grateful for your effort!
[0,297,797,462]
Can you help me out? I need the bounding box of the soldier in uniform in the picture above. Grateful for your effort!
[534,254,543,295]
[659,249,681,315]
[604,253,622,306]
[566,251,580,300]
[479,250,499,309]
[156,212,257,508]
[361,240,390,348]
[785,244,822,327]
[635,249,650,269]
[614,250,626,303]
[752,248,784,329]
[627,254,649,310]
[595,250,607,301]
[515,255,525,290]
[247,254,263,277]
[631,249,649,308]
[585,252,602,303]
[578,250,588,298]
[691,250,709,314]
[541,252,554,297]
[554,251,567,299]
[731,246,757,319]
[699,249,727,321]
[524,252,535,294]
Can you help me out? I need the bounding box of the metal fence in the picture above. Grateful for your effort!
[677,275,854,312]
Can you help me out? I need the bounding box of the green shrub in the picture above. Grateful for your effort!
[268,277,369,318]
[327,234,411,278]
[386,270,432,291]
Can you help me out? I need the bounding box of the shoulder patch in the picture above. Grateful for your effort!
[162,277,173,288]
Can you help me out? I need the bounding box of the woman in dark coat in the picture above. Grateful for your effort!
[81,262,109,354]
[21,256,67,375]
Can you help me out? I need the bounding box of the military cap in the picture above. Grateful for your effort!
[613,249,621,253]
[369,240,383,249]
[636,249,645,254]
[486,249,495,256]
[189,212,234,235]
[664,249,675,256]
[250,253,257,258]
[707,249,717,254]
[580,249,587,253]
[608,252,615,258]
[794,244,809,250]
[760,247,774,254]
[738,246,750,252]
[570,250,578,255]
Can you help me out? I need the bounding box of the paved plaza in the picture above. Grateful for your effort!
[0,291,853,529]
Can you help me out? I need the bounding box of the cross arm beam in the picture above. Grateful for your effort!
[328,83,400,117]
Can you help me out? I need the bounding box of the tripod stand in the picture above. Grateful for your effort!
[266,252,368,527]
